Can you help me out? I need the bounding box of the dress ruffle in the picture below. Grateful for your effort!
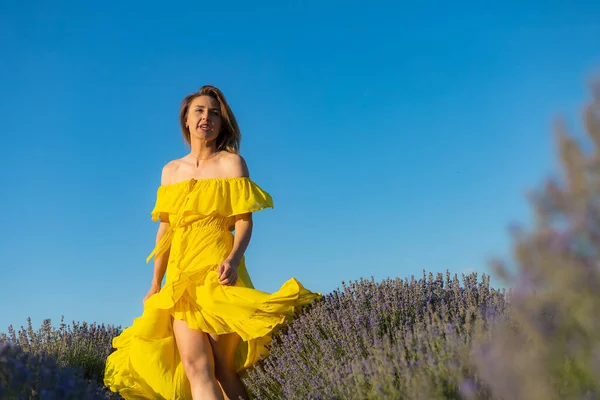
[105,267,320,399]
[150,177,274,222]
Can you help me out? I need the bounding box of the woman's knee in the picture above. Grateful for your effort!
[182,355,216,382]
[173,319,217,381]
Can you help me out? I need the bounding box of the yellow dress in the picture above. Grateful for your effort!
[104,177,321,399]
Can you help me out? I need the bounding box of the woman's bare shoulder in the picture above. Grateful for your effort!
[160,159,182,185]
[219,151,249,178]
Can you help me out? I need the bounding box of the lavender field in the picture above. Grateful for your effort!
[2,82,600,399]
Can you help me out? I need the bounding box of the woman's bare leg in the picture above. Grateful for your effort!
[173,319,224,400]
[210,333,249,400]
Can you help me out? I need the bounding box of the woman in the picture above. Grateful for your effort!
[104,85,321,400]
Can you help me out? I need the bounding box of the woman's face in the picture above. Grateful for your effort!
[186,95,222,142]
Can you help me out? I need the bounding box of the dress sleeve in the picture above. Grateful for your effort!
[150,185,187,222]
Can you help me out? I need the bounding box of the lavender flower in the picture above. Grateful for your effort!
[0,341,120,399]
[1,317,122,398]
[242,271,506,399]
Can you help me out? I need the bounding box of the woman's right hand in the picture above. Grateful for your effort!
[143,284,161,305]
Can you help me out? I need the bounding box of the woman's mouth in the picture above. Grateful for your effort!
[199,124,212,132]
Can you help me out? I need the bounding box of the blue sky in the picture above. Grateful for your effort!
[1,1,599,331]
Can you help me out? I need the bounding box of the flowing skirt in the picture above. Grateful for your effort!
[104,260,320,399]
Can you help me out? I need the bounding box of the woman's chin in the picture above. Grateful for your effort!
[190,133,218,143]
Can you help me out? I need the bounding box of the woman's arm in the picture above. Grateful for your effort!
[218,213,252,286]
[225,213,253,266]
[150,161,177,288]
[151,220,171,287]
[218,152,253,285]
[143,219,170,303]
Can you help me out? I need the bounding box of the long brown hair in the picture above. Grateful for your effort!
[179,85,241,153]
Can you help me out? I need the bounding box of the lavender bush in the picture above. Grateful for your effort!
[0,317,122,399]
[0,342,120,399]
[242,271,507,399]
[471,80,600,399]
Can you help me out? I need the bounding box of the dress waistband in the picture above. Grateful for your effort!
[146,216,229,263]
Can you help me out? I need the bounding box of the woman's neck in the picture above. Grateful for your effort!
[189,139,218,159]
[188,140,220,167]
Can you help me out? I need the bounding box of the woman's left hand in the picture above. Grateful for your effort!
[218,259,239,286]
